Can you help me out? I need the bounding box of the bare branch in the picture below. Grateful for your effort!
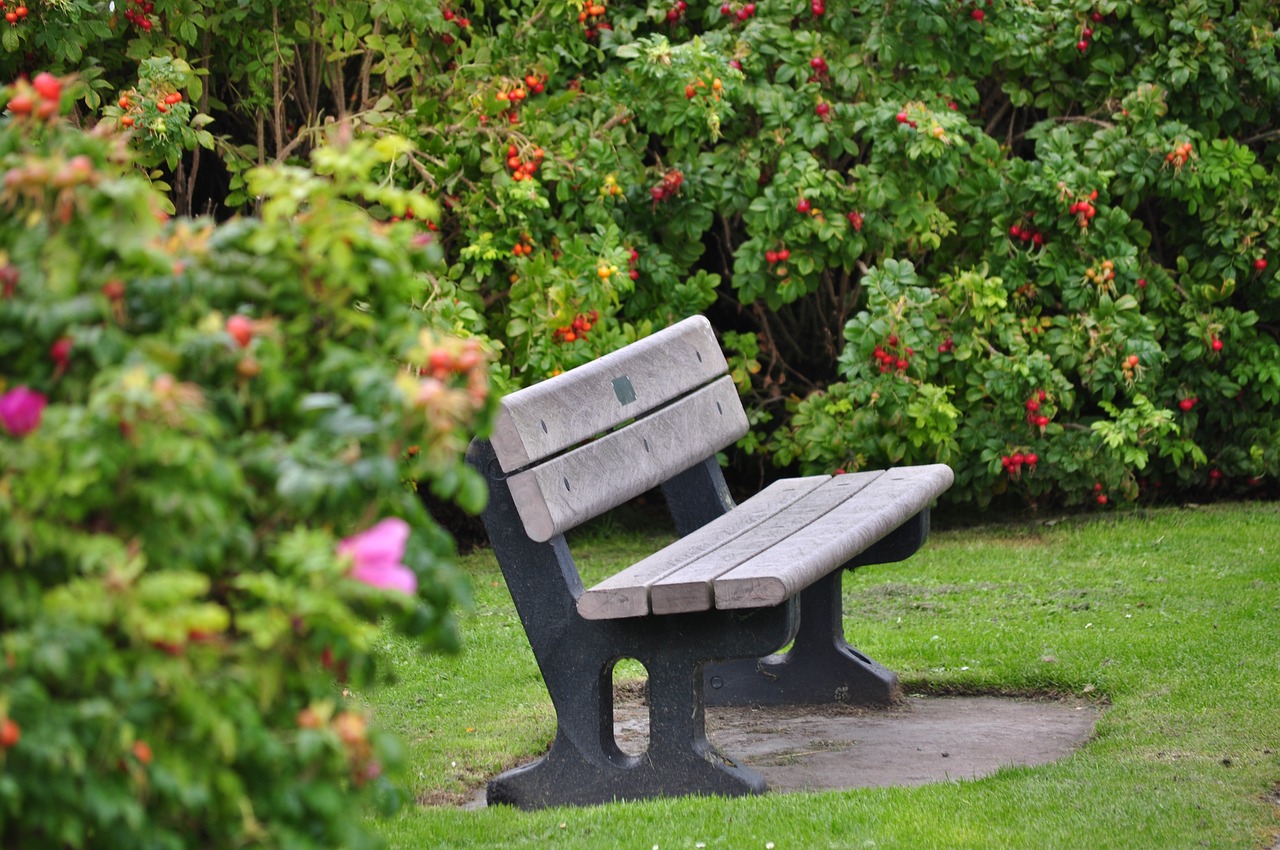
[1049,114,1115,130]
[1240,128,1280,146]
[272,7,285,158]
[358,18,382,111]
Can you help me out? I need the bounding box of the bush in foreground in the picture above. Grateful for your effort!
[0,76,492,848]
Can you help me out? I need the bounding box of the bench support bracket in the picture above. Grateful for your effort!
[487,602,799,809]
[702,570,901,706]
[702,511,931,708]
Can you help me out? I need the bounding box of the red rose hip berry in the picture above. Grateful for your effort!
[32,73,63,102]
[0,718,19,749]
[226,314,253,348]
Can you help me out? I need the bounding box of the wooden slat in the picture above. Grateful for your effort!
[506,376,748,543]
[648,472,885,614]
[712,464,955,610]
[489,315,726,473]
[575,477,829,620]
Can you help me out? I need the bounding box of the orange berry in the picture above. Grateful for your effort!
[297,707,324,729]
[0,718,18,749]
[7,93,34,116]
[236,356,261,378]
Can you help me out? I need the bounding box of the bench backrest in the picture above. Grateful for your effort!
[488,316,748,543]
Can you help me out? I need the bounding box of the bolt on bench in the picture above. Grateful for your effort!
[465,315,953,809]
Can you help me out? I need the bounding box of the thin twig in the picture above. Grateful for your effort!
[598,109,630,134]
[754,303,819,393]
[717,213,736,278]
[1049,114,1115,130]
[185,26,212,214]
[332,48,348,121]
[255,111,265,166]
[358,18,381,110]
[1240,128,1280,146]
[272,7,285,157]
[984,98,1012,139]
[835,266,853,329]
[293,44,314,118]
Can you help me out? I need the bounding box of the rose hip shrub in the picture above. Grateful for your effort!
[8,0,1280,508]
[0,77,492,848]
[391,0,1276,509]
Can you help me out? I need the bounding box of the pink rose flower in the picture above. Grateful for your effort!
[0,386,47,438]
[337,517,417,595]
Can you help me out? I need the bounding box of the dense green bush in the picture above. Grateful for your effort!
[0,75,492,848]
[417,0,1280,509]
[4,3,1280,504]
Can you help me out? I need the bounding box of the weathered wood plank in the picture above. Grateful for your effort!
[647,472,885,614]
[489,315,727,473]
[712,464,955,610]
[505,376,748,543]
[575,477,829,620]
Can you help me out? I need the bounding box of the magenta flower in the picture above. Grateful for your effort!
[0,386,47,438]
[337,517,417,595]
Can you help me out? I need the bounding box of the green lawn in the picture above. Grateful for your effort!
[361,502,1280,849]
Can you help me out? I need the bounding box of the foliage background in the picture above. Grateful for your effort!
[4,2,1280,844]
[9,0,1280,510]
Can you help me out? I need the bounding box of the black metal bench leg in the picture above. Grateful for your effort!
[485,655,625,809]
[486,652,768,808]
[487,605,798,809]
[703,570,902,707]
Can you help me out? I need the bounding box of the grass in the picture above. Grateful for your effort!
[359,502,1280,849]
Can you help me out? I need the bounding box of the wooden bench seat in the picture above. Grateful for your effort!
[580,466,954,618]
[465,315,953,809]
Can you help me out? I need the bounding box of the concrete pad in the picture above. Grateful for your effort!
[700,694,1102,792]
[466,694,1102,807]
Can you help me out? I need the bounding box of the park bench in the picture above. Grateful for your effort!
[465,315,953,809]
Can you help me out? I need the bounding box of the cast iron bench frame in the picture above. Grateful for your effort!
[465,315,953,809]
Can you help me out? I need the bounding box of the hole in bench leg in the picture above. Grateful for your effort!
[610,657,650,757]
